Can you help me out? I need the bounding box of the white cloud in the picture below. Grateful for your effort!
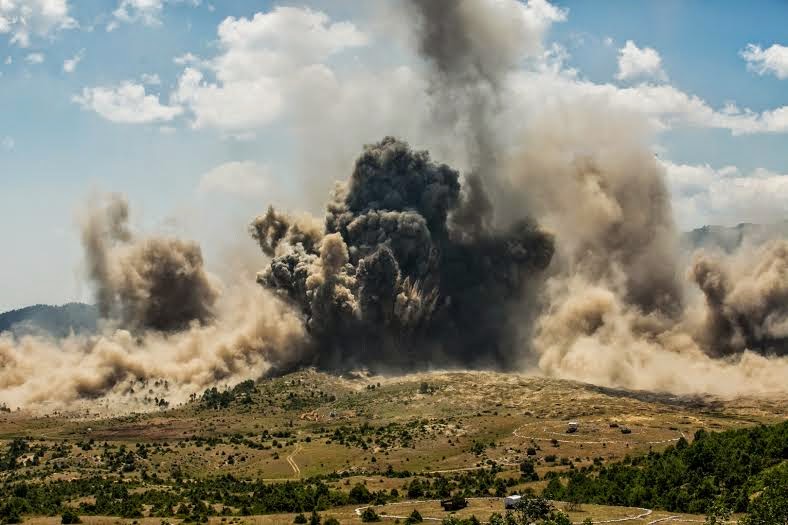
[0,0,76,47]
[109,0,163,29]
[62,49,84,73]
[1,136,14,150]
[662,160,788,228]
[108,0,200,31]
[173,52,203,66]
[172,67,283,131]
[507,66,788,136]
[616,40,667,82]
[73,82,182,124]
[741,43,788,80]
[171,6,368,132]
[25,52,44,64]
[198,161,270,195]
[141,72,161,85]
[4,56,11,65]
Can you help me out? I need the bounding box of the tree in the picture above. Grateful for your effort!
[740,471,788,525]
[61,509,82,524]
[519,460,539,482]
[294,513,308,524]
[361,508,381,523]
[513,496,554,524]
[542,512,571,525]
[705,498,732,525]
[407,479,425,499]
[350,484,373,504]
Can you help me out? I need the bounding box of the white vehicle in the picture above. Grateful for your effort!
[504,495,522,509]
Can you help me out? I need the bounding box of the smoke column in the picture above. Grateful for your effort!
[0,196,308,412]
[82,194,219,332]
[1,0,787,411]
[252,136,554,371]
[398,0,788,396]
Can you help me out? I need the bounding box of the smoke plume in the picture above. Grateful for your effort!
[82,194,219,332]
[1,0,787,412]
[691,241,788,357]
[252,136,554,370]
[399,0,788,396]
[0,196,308,412]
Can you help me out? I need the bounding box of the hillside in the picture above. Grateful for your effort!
[682,220,788,253]
[0,303,98,338]
[0,370,785,524]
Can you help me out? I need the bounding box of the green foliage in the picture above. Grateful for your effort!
[349,484,373,504]
[323,517,340,525]
[0,473,352,520]
[442,516,480,525]
[512,495,554,524]
[294,513,308,524]
[544,421,788,515]
[1,439,31,471]
[361,508,380,522]
[739,464,788,525]
[704,497,732,525]
[61,509,82,524]
[519,460,538,482]
[0,496,27,525]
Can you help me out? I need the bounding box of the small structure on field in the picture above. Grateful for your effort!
[566,421,578,433]
[504,495,522,509]
[441,495,468,511]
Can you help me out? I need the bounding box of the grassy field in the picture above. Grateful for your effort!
[1,370,785,523]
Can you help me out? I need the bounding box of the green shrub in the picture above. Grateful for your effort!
[361,508,380,522]
[61,509,82,524]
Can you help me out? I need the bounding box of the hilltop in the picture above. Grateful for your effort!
[0,303,98,338]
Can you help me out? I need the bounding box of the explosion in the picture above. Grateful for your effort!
[0,0,787,412]
[251,136,554,370]
[82,194,219,332]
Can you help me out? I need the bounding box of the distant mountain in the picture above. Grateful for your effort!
[682,220,788,253]
[0,303,99,338]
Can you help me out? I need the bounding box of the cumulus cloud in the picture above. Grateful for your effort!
[1,136,14,150]
[741,43,788,79]
[0,0,76,47]
[25,52,44,64]
[198,161,270,195]
[616,40,667,82]
[63,49,84,73]
[73,82,182,124]
[662,160,788,229]
[170,6,368,132]
[507,66,788,135]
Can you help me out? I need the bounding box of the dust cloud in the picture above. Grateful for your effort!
[1,0,786,412]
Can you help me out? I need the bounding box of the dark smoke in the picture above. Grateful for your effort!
[252,137,554,370]
[83,194,219,332]
[691,240,788,357]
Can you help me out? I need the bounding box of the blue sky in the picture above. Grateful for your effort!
[1,0,787,311]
